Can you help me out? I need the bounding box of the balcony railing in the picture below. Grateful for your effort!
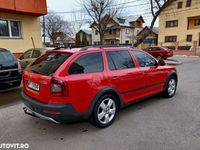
[103,34,120,40]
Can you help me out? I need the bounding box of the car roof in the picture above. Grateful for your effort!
[0,48,9,52]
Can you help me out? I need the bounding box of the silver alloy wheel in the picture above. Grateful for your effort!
[97,98,116,125]
[168,79,176,96]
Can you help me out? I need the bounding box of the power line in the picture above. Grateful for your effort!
[49,0,148,14]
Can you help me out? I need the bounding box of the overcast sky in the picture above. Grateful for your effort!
[46,0,157,29]
[47,0,79,13]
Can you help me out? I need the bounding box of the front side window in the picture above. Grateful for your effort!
[68,52,103,75]
[0,19,21,38]
[0,50,15,63]
[133,51,157,67]
[106,51,135,70]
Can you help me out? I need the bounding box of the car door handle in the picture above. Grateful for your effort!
[113,76,119,80]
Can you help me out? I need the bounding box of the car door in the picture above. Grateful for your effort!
[105,50,145,103]
[19,49,33,69]
[132,50,167,96]
[66,52,106,112]
[151,47,161,58]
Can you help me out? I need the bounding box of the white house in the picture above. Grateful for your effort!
[90,16,145,45]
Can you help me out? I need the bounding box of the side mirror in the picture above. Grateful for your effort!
[158,59,166,66]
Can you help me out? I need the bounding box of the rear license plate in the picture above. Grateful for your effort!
[27,81,40,91]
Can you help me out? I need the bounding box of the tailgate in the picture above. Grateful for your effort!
[23,71,52,103]
[23,52,72,103]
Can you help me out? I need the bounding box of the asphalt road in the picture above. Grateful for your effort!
[0,56,200,150]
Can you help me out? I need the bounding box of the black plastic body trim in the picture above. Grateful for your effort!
[121,82,165,94]
[21,92,87,122]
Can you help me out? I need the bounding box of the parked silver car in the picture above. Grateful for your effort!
[18,48,54,69]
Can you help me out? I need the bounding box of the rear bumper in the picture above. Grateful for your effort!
[21,91,88,123]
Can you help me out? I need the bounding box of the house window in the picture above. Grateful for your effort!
[0,19,21,38]
[195,19,200,26]
[186,0,192,7]
[165,36,177,42]
[111,41,114,44]
[186,35,192,42]
[109,30,113,35]
[95,30,98,35]
[166,20,178,28]
[125,40,129,44]
[177,2,183,9]
[0,20,9,37]
[126,29,130,34]
[113,29,116,34]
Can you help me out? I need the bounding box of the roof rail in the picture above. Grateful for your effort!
[53,47,68,50]
[80,44,134,51]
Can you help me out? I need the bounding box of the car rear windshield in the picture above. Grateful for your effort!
[28,53,72,76]
[0,50,15,63]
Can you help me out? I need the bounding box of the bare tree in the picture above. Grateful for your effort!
[70,10,86,35]
[42,12,72,46]
[82,0,125,44]
[133,0,173,47]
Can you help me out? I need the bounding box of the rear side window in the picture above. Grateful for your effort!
[106,51,135,70]
[68,52,103,75]
[0,50,15,63]
[151,47,161,51]
[28,53,71,76]
[133,51,157,67]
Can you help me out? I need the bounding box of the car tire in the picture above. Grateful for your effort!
[12,81,21,87]
[91,94,118,128]
[163,76,177,98]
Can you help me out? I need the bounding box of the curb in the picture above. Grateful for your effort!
[165,59,182,66]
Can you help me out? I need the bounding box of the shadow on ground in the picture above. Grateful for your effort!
[0,85,22,108]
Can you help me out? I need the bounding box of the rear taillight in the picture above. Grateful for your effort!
[50,78,68,97]
[17,61,22,73]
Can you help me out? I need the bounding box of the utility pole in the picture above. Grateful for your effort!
[43,15,46,46]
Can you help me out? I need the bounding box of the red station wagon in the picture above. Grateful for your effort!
[22,47,178,128]
[144,46,173,60]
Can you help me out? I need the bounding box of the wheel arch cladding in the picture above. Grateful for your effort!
[88,87,123,116]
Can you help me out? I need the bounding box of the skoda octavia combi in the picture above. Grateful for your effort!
[22,47,178,128]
